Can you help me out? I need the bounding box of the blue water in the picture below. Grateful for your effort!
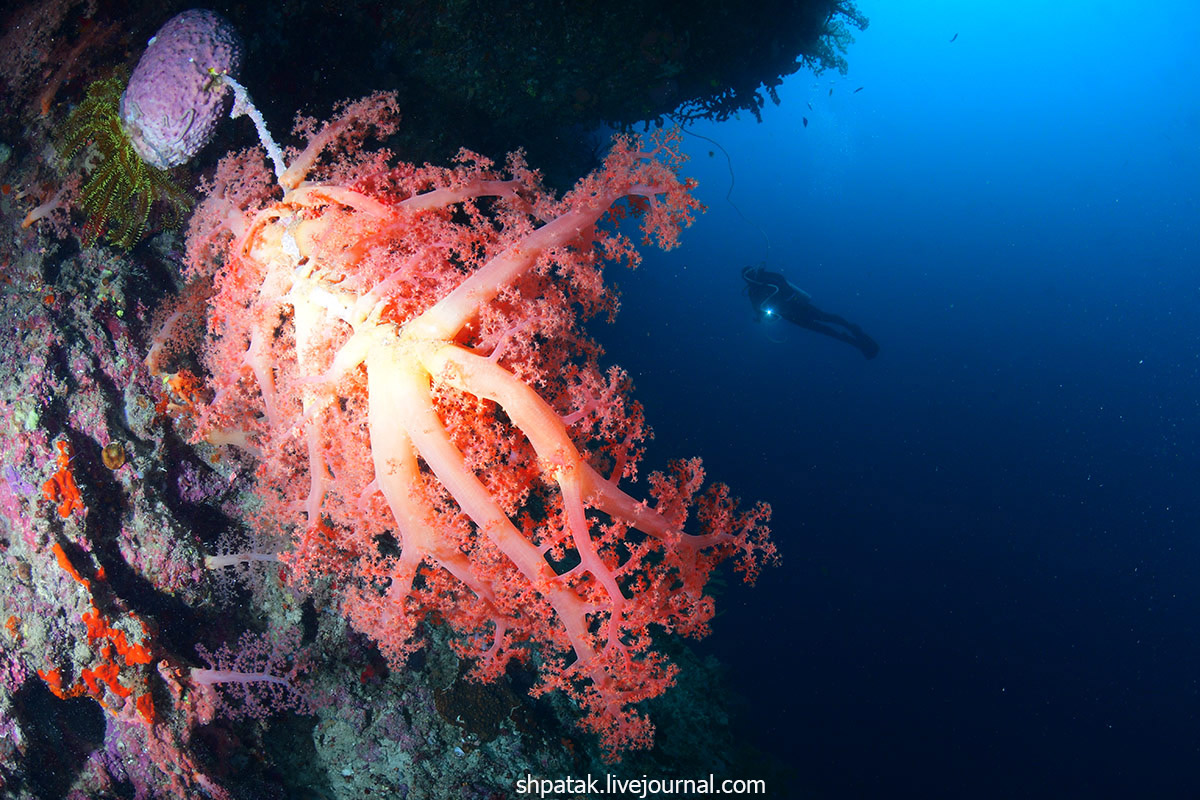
[604,2,1200,796]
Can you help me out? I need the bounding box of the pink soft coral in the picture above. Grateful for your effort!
[186,102,775,757]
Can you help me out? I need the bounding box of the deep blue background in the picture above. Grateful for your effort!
[600,2,1200,796]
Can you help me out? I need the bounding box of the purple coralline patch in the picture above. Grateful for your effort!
[2,465,33,496]
[119,9,243,169]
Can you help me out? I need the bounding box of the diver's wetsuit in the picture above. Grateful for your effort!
[742,266,879,359]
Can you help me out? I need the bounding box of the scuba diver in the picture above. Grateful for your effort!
[742,265,880,359]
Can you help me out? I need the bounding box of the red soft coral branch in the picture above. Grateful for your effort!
[188,118,775,758]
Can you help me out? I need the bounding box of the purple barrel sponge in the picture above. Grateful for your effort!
[119,9,242,169]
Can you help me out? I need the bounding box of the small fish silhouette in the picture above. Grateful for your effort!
[949,33,958,42]
[828,87,833,96]
[853,86,864,93]
[807,101,813,110]
[802,117,808,128]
